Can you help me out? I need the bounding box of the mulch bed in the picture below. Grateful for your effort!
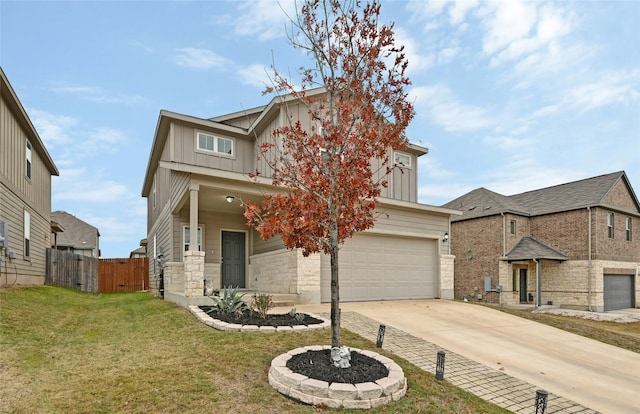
[199,306,324,327]
[287,349,389,384]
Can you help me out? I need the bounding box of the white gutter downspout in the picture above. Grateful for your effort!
[587,207,593,311]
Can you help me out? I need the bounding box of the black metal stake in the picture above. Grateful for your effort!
[376,324,386,348]
[535,389,548,414]
[436,351,446,381]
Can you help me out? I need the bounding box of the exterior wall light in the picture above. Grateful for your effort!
[442,232,449,243]
[226,195,235,203]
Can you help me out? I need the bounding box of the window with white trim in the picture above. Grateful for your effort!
[24,210,31,257]
[197,132,233,156]
[26,140,32,179]
[607,212,614,239]
[152,175,156,210]
[626,217,632,241]
[394,151,411,168]
[183,225,203,252]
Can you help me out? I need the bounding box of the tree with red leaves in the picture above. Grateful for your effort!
[243,0,414,364]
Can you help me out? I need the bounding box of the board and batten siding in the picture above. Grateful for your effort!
[169,123,254,174]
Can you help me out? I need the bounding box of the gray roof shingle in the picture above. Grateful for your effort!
[51,211,99,250]
[443,171,639,221]
[503,237,568,261]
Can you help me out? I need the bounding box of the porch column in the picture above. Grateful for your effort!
[439,254,455,300]
[189,184,199,251]
[184,184,204,297]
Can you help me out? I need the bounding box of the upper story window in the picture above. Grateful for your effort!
[197,132,233,157]
[152,175,157,210]
[26,140,32,179]
[394,151,411,168]
[626,217,632,241]
[183,225,203,252]
[510,220,516,235]
[607,212,614,239]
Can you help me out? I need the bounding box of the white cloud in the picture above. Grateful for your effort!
[237,64,273,88]
[232,0,296,42]
[411,84,494,132]
[54,173,129,203]
[173,47,232,70]
[393,27,435,72]
[28,109,77,148]
[51,85,147,105]
[566,69,640,111]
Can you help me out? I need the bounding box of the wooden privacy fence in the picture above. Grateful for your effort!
[45,249,98,292]
[98,257,149,293]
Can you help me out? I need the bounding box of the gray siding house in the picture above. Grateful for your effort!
[0,67,59,286]
[442,172,640,312]
[141,88,459,306]
[50,211,100,258]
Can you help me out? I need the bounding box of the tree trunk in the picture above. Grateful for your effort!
[330,222,340,349]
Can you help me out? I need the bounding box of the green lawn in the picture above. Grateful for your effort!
[0,287,508,414]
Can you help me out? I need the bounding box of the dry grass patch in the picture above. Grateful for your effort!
[0,287,508,414]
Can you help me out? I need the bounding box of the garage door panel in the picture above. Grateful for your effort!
[604,274,634,311]
[321,234,437,302]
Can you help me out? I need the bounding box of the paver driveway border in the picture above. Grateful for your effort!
[286,300,640,414]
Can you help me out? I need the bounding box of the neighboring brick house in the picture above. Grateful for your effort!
[50,211,100,258]
[442,171,639,312]
[141,87,459,306]
[0,67,59,286]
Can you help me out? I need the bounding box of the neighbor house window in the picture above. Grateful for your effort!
[24,210,31,257]
[394,151,411,168]
[26,140,32,179]
[510,220,516,235]
[183,225,203,252]
[197,132,233,156]
[607,212,614,238]
[626,217,632,241]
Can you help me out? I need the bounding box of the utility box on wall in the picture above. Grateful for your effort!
[0,221,7,248]
[484,276,492,292]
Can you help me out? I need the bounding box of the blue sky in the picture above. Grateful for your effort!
[2,0,638,258]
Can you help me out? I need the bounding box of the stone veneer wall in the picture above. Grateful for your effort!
[164,261,184,294]
[439,254,455,299]
[183,250,205,297]
[204,263,221,290]
[249,249,321,304]
[499,259,639,311]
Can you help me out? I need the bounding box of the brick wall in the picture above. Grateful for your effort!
[451,215,503,299]
[530,209,589,259]
[593,207,640,262]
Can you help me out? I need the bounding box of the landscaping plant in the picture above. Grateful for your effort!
[251,293,274,319]
[210,285,248,317]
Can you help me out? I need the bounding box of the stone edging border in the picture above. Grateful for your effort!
[188,306,330,332]
[268,345,407,409]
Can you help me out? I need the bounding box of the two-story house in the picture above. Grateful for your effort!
[442,171,640,311]
[0,67,59,286]
[50,211,100,258]
[141,87,460,306]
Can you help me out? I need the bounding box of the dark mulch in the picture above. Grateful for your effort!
[287,349,389,384]
[199,306,324,327]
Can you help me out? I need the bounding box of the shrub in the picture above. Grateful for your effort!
[251,293,273,319]
[210,286,248,317]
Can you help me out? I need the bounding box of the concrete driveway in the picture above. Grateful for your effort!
[291,300,640,414]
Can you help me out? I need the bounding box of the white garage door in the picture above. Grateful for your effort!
[321,234,437,302]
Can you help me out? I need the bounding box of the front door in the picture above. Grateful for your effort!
[519,269,528,303]
[221,231,245,288]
